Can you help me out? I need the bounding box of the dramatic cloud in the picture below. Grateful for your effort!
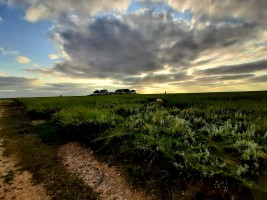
[4,0,130,22]
[52,13,172,77]
[16,56,31,64]
[0,75,38,90]
[1,0,267,95]
[196,60,267,76]
[249,74,267,83]
[121,72,190,86]
[168,0,267,26]
[195,74,254,83]
[0,47,18,56]
[45,8,261,86]
[39,82,97,96]
[166,74,255,90]
[0,75,96,98]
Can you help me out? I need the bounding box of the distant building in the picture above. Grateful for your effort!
[90,88,136,96]
[99,89,109,95]
[114,89,131,94]
[91,89,109,95]
[92,90,99,95]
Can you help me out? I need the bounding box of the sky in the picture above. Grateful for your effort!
[0,0,267,97]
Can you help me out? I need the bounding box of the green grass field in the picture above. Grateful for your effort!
[7,91,267,199]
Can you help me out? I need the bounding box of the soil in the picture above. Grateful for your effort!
[0,100,50,200]
[58,142,155,200]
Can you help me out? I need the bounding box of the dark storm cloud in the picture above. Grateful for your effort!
[168,0,267,27]
[45,82,94,91]
[217,74,254,81]
[169,72,255,89]
[48,9,260,83]
[121,72,189,86]
[249,74,267,83]
[195,74,254,82]
[24,67,56,76]
[0,76,38,89]
[0,76,97,97]
[168,74,254,88]
[50,14,188,78]
[55,17,161,76]
[37,82,97,96]
[194,22,259,49]
[196,60,267,76]
[0,76,86,91]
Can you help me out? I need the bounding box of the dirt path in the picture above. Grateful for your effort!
[0,100,50,200]
[59,143,155,200]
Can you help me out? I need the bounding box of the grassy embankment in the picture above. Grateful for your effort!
[1,91,267,199]
[0,100,99,200]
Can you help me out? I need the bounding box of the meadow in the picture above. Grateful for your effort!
[13,91,267,199]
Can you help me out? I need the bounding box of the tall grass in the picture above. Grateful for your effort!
[17,91,267,199]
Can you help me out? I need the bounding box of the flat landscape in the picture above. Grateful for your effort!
[1,1,267,199]
[1,91,267,199]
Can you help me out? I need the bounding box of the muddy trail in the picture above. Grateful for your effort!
[59,142,155,200]
[0,100,50,200]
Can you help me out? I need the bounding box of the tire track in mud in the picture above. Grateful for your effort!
[59,142,155,200]
[0,100,50,200]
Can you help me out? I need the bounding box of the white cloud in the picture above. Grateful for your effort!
[21,0,130,22]
[0,16,3,23]
[16,56,31,64]
[168,0,267,26]
[0,47,19,56]
[25,4,48,22]
[48,53,59,60]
